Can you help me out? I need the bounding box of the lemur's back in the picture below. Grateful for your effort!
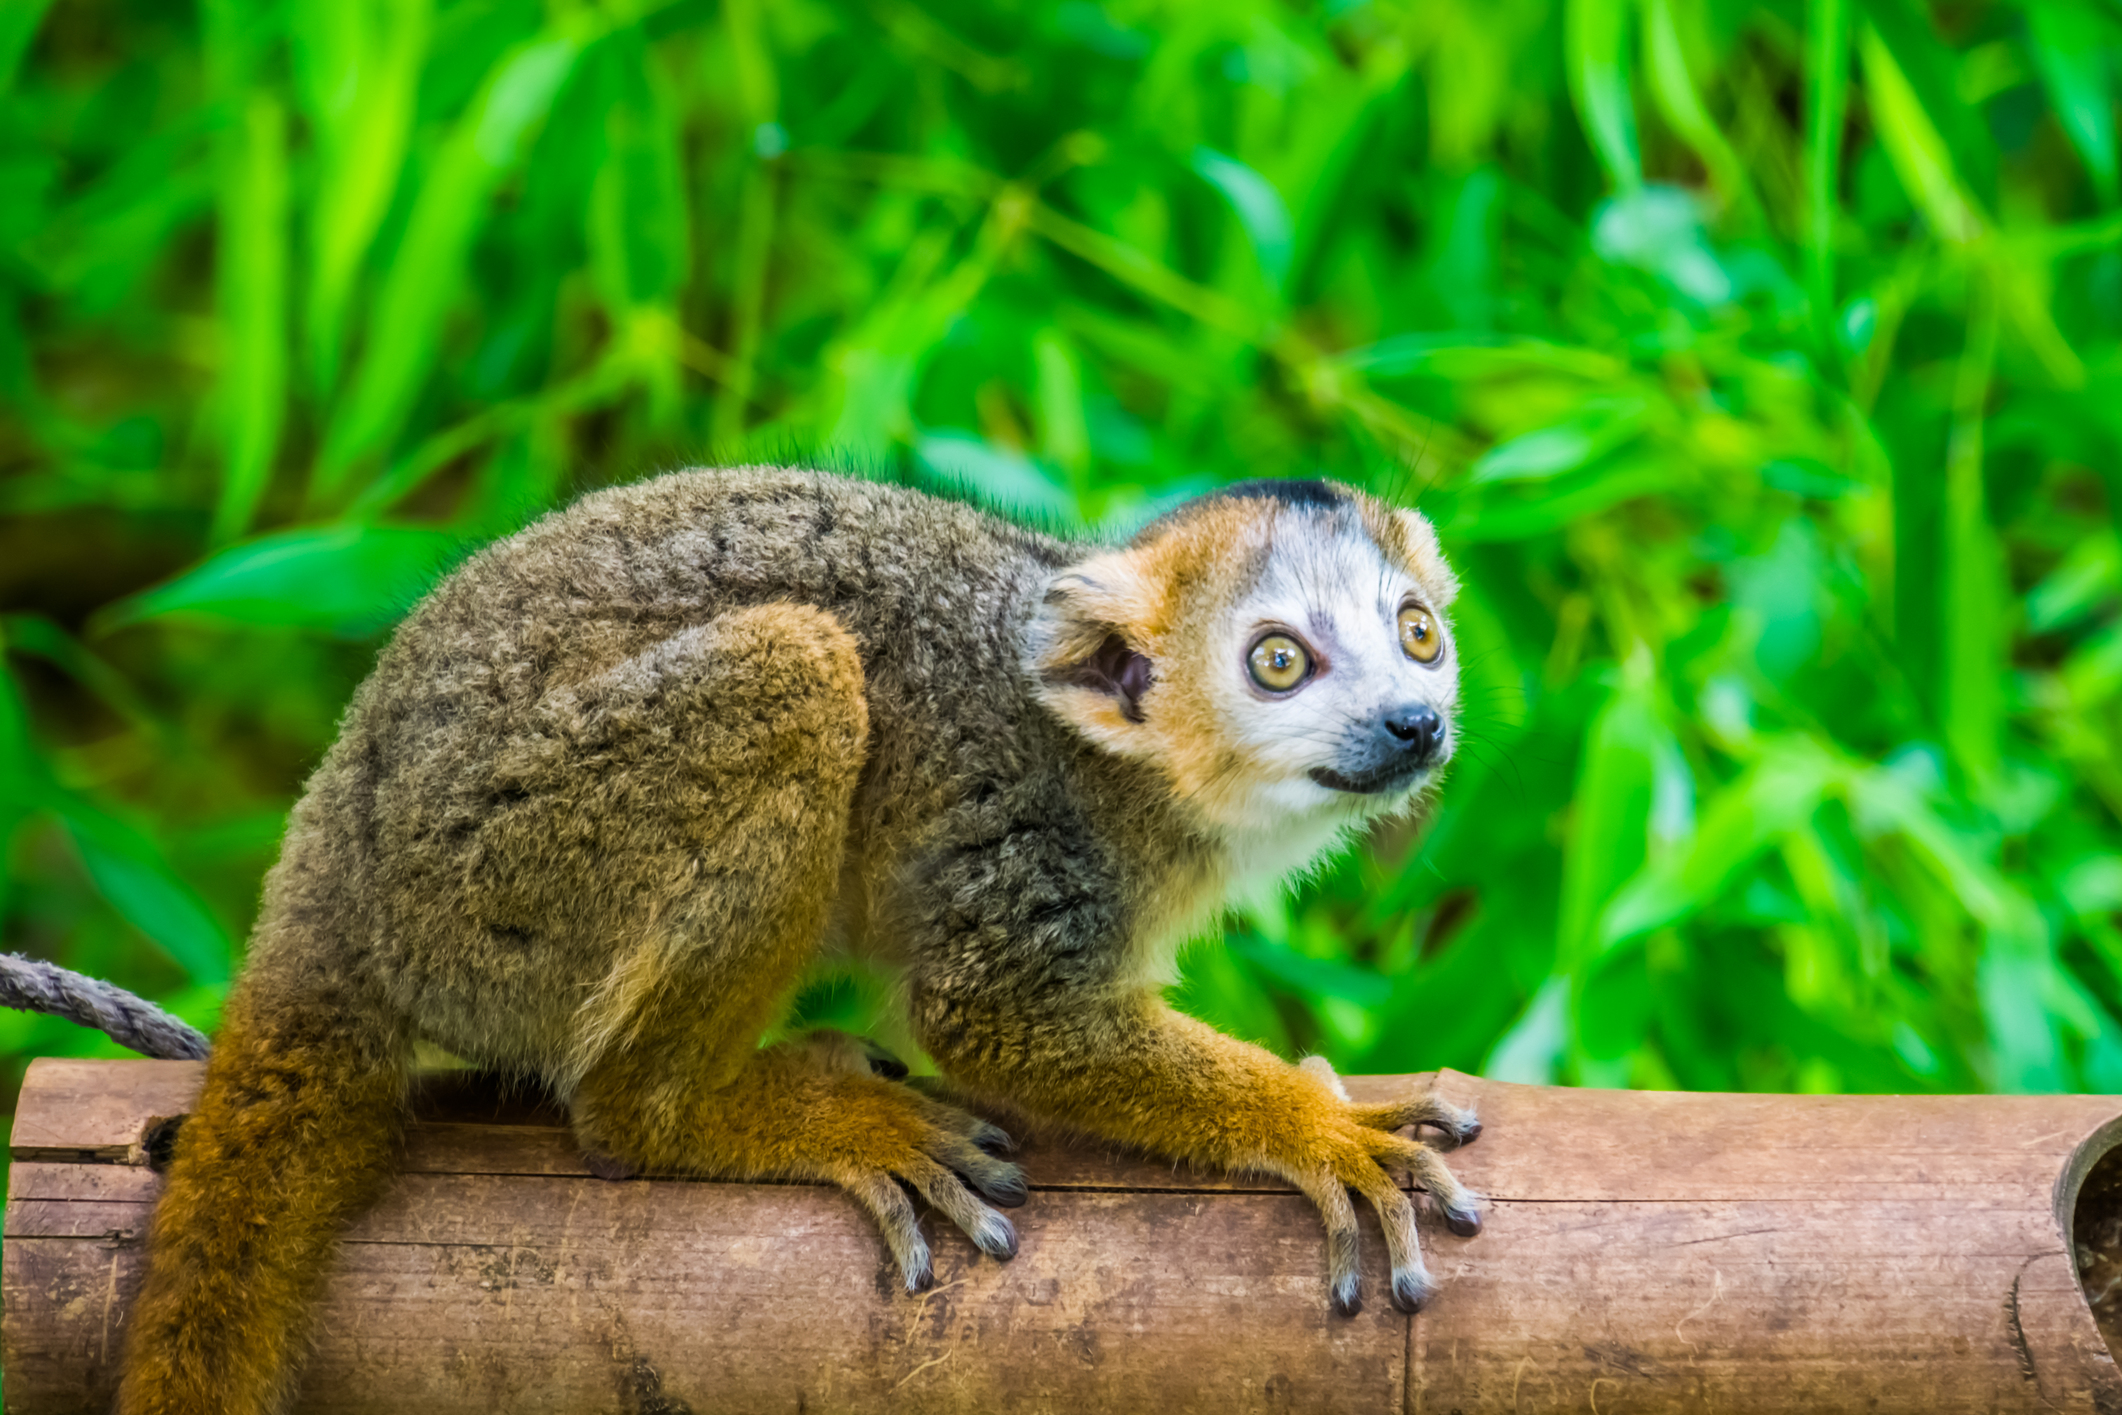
[284,469,1089,1070]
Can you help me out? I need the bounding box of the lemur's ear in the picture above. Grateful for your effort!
[1026,557,1158,752]
[1391,508,1459,608]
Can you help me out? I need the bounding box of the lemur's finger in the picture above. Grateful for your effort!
[839,1170,933,1292]
[966,1121,1015,1155]
[900,1087,1017,1155]
[1349,1093,1481,1148]
[1372,1133,1485,1237]
[930,1129,1028,1208]
[1297,1174,1366,1316]
[902,1154,1019,1261]
[1350,1169,1435,1315]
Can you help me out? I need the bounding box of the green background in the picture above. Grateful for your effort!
[4,0,2122,1129]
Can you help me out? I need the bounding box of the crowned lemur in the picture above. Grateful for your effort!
[118,469,1484,1414]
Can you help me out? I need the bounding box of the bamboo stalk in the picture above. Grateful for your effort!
[6,1059,2119,1413]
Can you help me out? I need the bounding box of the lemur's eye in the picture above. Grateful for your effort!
[1247,634,1312,692]
[1399,604,1444,664]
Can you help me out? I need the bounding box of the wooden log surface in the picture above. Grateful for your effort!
[6,1059,2122,1413]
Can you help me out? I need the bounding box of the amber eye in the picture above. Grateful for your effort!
[1247,634,1312,692]
[1399,604,1444,664]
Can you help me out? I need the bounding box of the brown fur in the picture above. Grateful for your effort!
[119,469,1474,1413]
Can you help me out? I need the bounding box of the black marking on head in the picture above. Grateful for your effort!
[1050,632,1153,722]
[1127,477,1352,546]
[1216,478,1350,510]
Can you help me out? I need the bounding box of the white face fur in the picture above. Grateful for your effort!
[1202,510,1460,840]
[1028,485,1461,883]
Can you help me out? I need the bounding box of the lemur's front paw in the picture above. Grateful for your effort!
[1281,1064,1484,1317]
[831,1082,1026,1294]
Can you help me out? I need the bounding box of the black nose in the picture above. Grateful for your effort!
[1381,704,1444,763]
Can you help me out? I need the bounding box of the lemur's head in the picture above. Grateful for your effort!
[1029,479,1460,835]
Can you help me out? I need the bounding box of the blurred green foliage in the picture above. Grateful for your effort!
[4,0,2122,1111]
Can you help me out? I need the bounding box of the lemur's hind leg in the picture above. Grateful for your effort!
[551,605,1024,1291]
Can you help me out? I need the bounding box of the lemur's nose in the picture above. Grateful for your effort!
[1381,704,1444,763]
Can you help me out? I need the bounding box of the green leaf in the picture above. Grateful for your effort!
[1805,0,1852,347]
[1577,946,1652,1061]
[212,92,290,543]
[99,524,464,639]
[1468,395,1653,485]
[1598,741,1840,950]
[54,803,235,987]
[1484,975,1569,1084]
[1442,454,1678,543]
[316,23,596,493]
[2028,0,2120,207]
[1191,146,1293,290]
[1559,674,1684,962]
[1857,21,1982,243]
[916,433,1078,523]
[587,33,691,314]
[1566,0,1642,191]
[0,0,54,94]
[1977,920,2065,1092]
[1,613,164,736]
[292,0,433,393]
[1592,186,1733,304]
[1640,0,1758,221]
[2024,533,2119,632]
[1226,932,1392,1007]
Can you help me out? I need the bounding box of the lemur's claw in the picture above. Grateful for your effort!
[1390,1271,1434,1314]
[975,1169,1029,1208]
[1444,1206,1483,1238]
[1421,1112,1480,1150]
[973,1211,1020,1260]
[905,1251,936,1293]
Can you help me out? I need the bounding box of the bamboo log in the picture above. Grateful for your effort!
[5,1059,2121,1413]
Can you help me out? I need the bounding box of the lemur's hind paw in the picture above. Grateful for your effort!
[831,1085,1027,1294]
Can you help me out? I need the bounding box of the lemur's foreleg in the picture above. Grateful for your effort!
[918,994,1480,1315]
[553,606,1023,1291]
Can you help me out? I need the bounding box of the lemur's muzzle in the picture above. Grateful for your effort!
[1308,702,1448,795]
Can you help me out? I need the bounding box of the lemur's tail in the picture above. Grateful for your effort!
[115,964,406,1415]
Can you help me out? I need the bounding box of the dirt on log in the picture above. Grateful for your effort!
[6,1058,2122,1413]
